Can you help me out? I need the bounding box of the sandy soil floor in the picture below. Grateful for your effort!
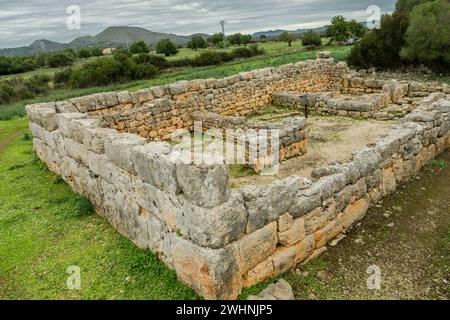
[284,151,450,300]
[231,115,394,187]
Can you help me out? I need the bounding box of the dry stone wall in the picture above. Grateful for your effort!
[71,58,345,141]
[26,55,450,300]
[191,111,308,171]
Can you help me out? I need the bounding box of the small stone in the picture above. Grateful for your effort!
[248,279,294,300]
[316,271,333,282]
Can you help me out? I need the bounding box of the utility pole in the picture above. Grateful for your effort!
[219,20,227,48]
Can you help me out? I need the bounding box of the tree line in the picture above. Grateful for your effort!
[348,0,450,71]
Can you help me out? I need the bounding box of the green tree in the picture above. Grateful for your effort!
[228,33,243,46]
[348,19,366,38]
[395,0,434,12]
[129,40,150,54]
[326,16,351,42]
[241,34,252,46]
[91,48,103,57]
[156,39,179,56]
[208,33,225,47]
[347,12,410,69]
[400,0,450,69]
[77,48,92,59]
[46,53,75,68]
[302,31,322,47]
[187,35,208,50]
[279,31,295,47]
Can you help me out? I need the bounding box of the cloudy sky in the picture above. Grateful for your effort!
[0,0,396,48]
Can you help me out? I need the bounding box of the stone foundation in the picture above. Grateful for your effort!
[26,54,450,299]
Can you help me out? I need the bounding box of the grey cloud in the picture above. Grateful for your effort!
[0,0,396,48]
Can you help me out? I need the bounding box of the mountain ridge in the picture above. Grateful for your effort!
[0,26,206,56]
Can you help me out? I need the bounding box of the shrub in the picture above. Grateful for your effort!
[77,48,92,59]
[249,44,265,57]
[168,58,193,68]
[302,31,322,47]
[400,0,450,71]
[192,51,224,66]
[91,48,103,57]
[69,58,123,88]
[54,68,73,86]
[133,54,169,69]
[46,53,75,68]
[232,47,254,58]
[347,12,409,69]
[129,62,159,80]
[69,194,94,218]
[0,82,14,104]
[129,40,150,54]
[156,39,179,56]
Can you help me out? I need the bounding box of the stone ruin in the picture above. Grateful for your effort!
[26,52,450,299]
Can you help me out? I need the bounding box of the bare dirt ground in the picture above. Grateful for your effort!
[284,151,450,300]
[231,115,394,187]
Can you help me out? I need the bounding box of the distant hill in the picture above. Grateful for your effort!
[0,26,209,57]
[252,26,329,38]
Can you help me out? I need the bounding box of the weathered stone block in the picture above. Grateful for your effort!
[178,191,247,249]
[342,197,369,230]
[234,222,278,275]
[132,142,179,194]
[241,176,310,233]
[278,217,305,247]
[176,163,230,208]
[170,235,242,300]
[105,133,147,173]
[278,213,293,232]
[26,104,58,131]
[273,246,297,274]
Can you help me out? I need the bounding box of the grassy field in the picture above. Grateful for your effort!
[0,119,274,299]
[0,43,351,120]
[0,119,199,299]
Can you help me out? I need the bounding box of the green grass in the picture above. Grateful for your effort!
[0,129,199,299]
[0,118,29,144]
[0,44,351,121]
[427,159,447,169]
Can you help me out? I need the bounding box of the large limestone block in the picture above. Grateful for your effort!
[70,92,118,112]
[26,103,58,131]
[179,191,248,249]
[132,180,183,233]
[273,246,297,274]
[169,235,242,300]
[132,142,179,194]
[234,222,278,275]
[69,118,101,144]
[29,122,59,149]
[342,197,370,230]
[176,163,230,208]
[241,176,311,233]
[56,113,88,138]
[289,184,322,218]
[353,148,382,176]
[278,217,305,247]
[105,132,147,174]
[83,127,117,154]
[242,257,274,288]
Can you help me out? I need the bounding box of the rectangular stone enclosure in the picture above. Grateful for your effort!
[27,53,450,299]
